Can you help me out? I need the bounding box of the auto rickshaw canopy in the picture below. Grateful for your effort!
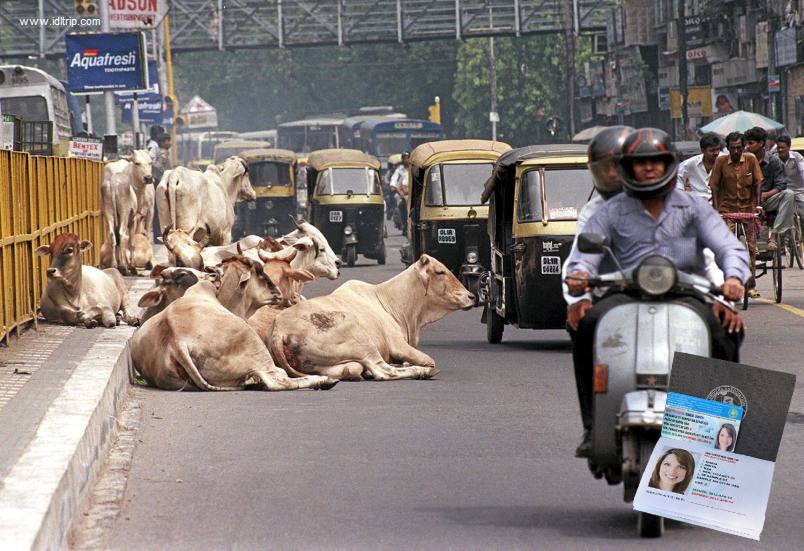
[481,144,587,204]
[792,136,804,153]
[239,148,297,164]
[410,139,512,169]
[306,149,381,171]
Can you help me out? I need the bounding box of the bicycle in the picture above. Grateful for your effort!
[785,197,804,269]
[721,212,757,310]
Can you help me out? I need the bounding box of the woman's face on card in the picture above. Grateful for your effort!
[659,453,687,487]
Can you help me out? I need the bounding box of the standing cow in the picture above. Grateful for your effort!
[270,255,474,381]
[155,156,255,246]
[100,150,153,275]
[35,234,139,328]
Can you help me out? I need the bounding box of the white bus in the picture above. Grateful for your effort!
[0,65,74,155]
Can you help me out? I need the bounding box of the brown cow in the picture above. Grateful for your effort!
[269,255,474,381]
[137,265,220,324]
[35,233,139,328]
[129,280,337,391]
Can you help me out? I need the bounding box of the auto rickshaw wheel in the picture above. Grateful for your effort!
[485,305,504,344]
[344,245,357,267]
[377,244,386,265]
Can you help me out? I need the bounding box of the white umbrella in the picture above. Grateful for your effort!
[699,111,784,137]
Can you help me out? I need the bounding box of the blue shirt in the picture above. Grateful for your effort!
[566,188,750,284]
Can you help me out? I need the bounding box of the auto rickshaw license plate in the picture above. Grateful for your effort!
[329,211,343,223]
[248,202,256,210]
[437,228,456,243]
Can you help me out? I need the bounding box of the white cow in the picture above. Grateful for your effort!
[100,150,153,275]
[155,157,255,246]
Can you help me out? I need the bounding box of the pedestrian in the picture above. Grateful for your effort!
[709,132,762,297]
[744,126,796,253]
[146,125,164,163]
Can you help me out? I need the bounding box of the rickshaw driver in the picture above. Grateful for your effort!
[565,128,749,457]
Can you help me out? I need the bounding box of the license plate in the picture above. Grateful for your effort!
[541,255,561,274]
[437,228,456,244]
[329,210,343,223]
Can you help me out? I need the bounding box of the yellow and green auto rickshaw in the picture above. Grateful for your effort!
[405,139,511,299]
[212,139,271,165]
[231,148,298,239]
[479,144,593,342]
[306,149,385,266]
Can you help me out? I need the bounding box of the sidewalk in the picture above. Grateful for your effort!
[0,277,151,550]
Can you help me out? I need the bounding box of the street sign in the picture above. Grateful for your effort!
[109,0,169,30]
[489,111,500,123]
[65,32,147,94]
[768,74,781,93]
[181,95,218,129]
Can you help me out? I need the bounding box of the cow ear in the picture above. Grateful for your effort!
[35,245,51,257]
[289,269,315,283]
[192,226,210,248]
[419,254,431,266]
[79,240,93,251]
[137,289,164,308]
[150,264,168,279]
[292,241,309,251]
[238,270,251,286]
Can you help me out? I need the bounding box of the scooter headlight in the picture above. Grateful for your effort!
[466,251,479,264]
[343,225,353,236]
[634,255,677,296]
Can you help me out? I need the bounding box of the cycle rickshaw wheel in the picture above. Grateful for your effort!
[772,247,783,303]
[738,234,750,310]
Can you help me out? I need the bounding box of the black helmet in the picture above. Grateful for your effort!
[587,126,633,198]
[401,150,411,159]
[619,128,678,200]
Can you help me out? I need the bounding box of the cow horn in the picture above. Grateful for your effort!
[162,224,174,241]
[257,248,270,262]
[284,249,298,263]
[290,215,304,230]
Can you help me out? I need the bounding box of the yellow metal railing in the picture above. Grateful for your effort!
[1,151,103,345]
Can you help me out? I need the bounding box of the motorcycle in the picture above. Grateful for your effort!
[574,232,736,538]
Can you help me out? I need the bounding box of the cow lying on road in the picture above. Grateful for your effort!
[130,280,337,391]
[138,265,220,324]
[36,234,139,328]
[270,255,474,381]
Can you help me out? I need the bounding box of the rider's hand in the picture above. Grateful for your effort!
[712,302,747,334]
[565,271,591,296]
[567,299,593,332]
[721,277,744,302]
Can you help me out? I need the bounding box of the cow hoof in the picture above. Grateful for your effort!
[318,378,338,390]
[84,319,98,329]
[421,366,440,379]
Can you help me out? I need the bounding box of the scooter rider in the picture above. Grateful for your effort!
[562,125,632,456]
[565,128,749,457]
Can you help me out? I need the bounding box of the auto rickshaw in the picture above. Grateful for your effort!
[231,148,297,239]
[404,139,512,299]
[479,144,593,342]
[306,149,385,266]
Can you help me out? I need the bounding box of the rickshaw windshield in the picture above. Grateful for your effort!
[425,163,493,206]
[518,168,593,222]
[316,167,380,195]
[249,161,291,187]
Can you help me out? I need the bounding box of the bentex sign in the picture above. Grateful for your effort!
[65,32,147,94]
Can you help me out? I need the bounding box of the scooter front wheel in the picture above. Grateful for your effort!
[638,438,664,538]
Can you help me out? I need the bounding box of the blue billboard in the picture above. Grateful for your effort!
[65,32,147,94]
[115,61,160,105]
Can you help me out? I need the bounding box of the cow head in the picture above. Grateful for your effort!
[282,219,341,279]
[138,264,220,322]
[414,255,475,311]
[35,233,91,285]
[217,256,282,319]
[161,224,209,270]
[222,156,256,202]
[258,249,315,306]
[127,149,154,186]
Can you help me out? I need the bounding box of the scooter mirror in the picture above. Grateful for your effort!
[577,233,609,254]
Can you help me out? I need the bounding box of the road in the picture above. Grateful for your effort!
[73,224,804,550]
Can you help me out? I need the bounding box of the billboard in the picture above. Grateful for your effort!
[109,0,169,30]
[65,32,147,94]
[670,86,713,119]
[115,61,161,104]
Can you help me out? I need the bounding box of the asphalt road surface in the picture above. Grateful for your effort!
[76,224,804,550]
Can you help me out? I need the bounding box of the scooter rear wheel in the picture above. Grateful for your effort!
[637,438,664,538]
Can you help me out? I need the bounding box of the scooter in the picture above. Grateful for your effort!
[575,233,736,538]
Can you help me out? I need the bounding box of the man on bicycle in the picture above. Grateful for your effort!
[710,131,763,297]
[775,135,804,225]
[744,127,795,253]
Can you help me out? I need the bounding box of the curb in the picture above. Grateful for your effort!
[0,282,147,550]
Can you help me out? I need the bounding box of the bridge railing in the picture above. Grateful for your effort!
[0,151,103,345]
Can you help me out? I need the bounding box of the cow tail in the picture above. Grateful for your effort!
[269,331,309,378]
[168,170,179,228]
[174,341,241,391]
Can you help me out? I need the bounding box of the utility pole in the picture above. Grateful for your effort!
[99,0,116,135]
[489,6,498,141]
[677,0,689,139]
[565,0,578,139]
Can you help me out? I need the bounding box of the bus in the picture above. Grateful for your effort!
[176,130,240,170]
[277,117,344,153]
[239,129,276,146]
[350,117,445,163]
[0,65,75,155]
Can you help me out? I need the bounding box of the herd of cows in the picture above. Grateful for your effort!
[35,151,476,391]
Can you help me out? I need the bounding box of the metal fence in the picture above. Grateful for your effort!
[0,150,103,345]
